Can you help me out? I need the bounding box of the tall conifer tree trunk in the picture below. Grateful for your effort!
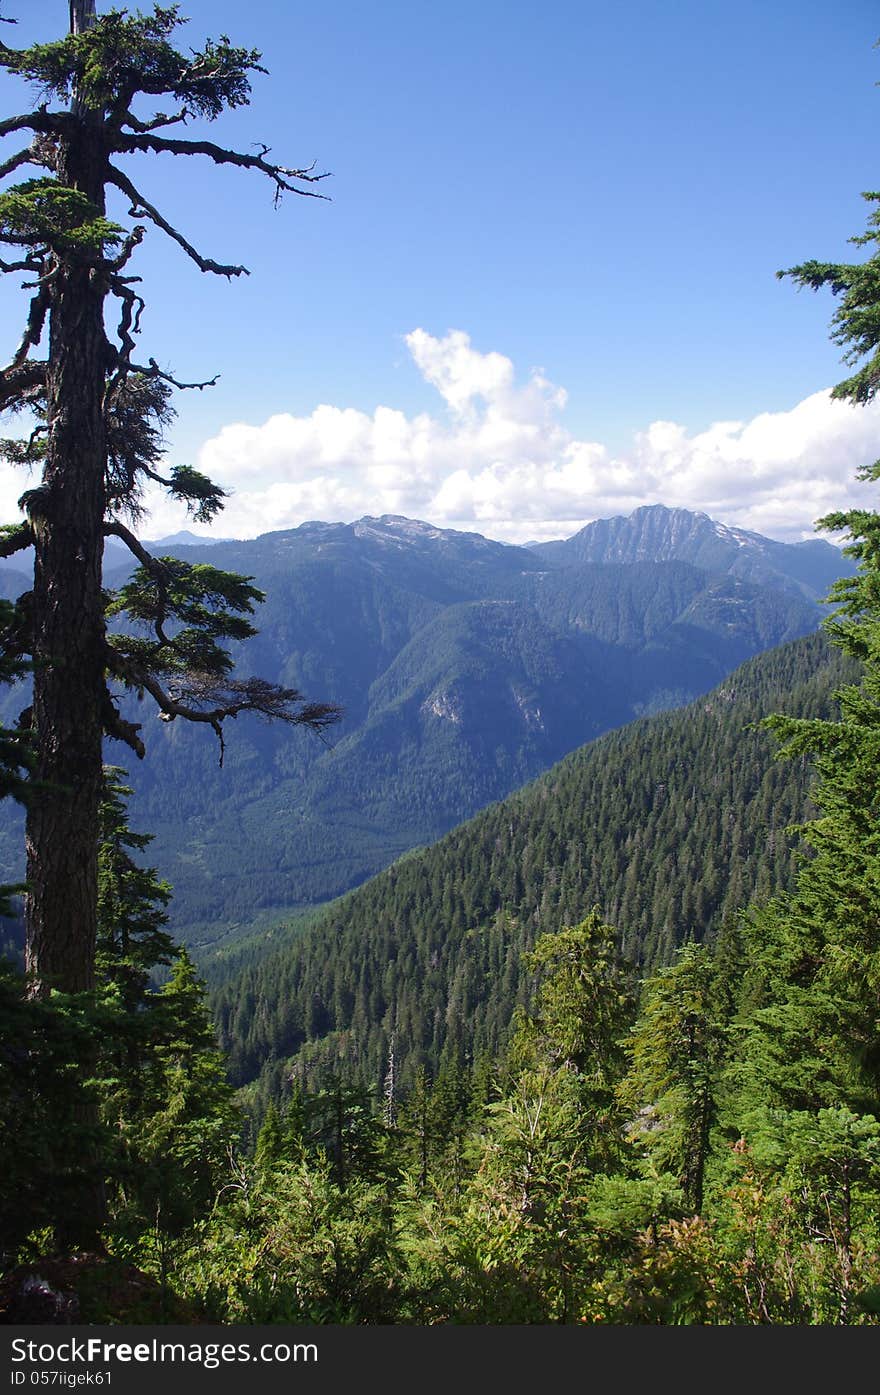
[25,0,106,997]
[0,0,335,1247]
[70,0,96,31]
[24,0,108,1245]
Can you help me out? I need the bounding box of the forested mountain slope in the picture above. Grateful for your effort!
[211,631,857,1101]
[0,511,845,947]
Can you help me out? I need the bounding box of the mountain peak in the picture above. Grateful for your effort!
[353,515,446,544]
[625,503,765,547]
[527,503,849,601]
[352,515,503,548]
[145,528,231,548]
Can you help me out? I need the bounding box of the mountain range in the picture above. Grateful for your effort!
[0,503,854,950]
[210,628,857,1103]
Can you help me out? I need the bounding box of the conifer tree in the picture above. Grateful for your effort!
[254,1101,284,1174]
[83,769,233,1243]
[619,943,727,1214]
[397,1065,433,1189]
[434,913,634,1321]
[516,909,634,1169]
[0,3,338,1243]
[137,947,235,1231]
[707,142,880,1324]
[97,765,174,1008]
[735,187,880,1114]
[0,3,338,1005]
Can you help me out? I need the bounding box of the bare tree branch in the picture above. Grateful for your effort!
[120,108,191,134]
[104,224,144,275]
[1,422,49,463]
[102,693,145,760]
[115,278,145,347]
[102,519,163,575]
[24,423,46,456]
[21,262,58,292]
[102,521,173,648]
[105,276,145,399]
[112,284,141,359]
[129,356,219,392]
[116,130,330,205]
[140,464,175,488]
[107,162,249,277]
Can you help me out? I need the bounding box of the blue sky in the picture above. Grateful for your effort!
[1,0,880,542]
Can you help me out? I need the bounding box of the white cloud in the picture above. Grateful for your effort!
[140,328,880,544]
[406,328,515,414]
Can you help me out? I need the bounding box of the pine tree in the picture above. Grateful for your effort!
[716,117,880,1321]
[736,181,880,1113]
[435,913,634,1321]
[0,2,337,1246]
[397,1065,433,1189]
[0,4,338,1009]
[254,1101,284,1174]
[0,958,95,1257]
[97,766,175,1008]
[92,770,234,1242]
[619,943,727,1214]
[516,909,634,1170]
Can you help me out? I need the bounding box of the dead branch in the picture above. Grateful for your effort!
[129,356,219,391]
[102,693,145,759]
[121,108,191,134]
[104,223,144,274]
[104,276,146,399]
[141,464,175,489]
[0,112,64,140]
[102,520,173,647]
[10,423,47,461]
[20,261,57,292]
[116,129,329,206]
[107,162,249,277]
[0,255,42,274]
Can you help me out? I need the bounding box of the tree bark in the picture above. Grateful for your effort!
[25,88,108,997]
[25,0,105,997]
[69,0,96,36]
[24,0,108,1246]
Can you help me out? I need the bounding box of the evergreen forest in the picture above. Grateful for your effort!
[3,2,880,1331]
[0,503,841,947]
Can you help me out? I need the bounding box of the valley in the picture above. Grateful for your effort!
[210,627,856,1103]
[0,503,847,951]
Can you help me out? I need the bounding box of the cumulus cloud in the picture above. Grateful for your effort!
[406,328,516,415]
[141,328,880,544]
